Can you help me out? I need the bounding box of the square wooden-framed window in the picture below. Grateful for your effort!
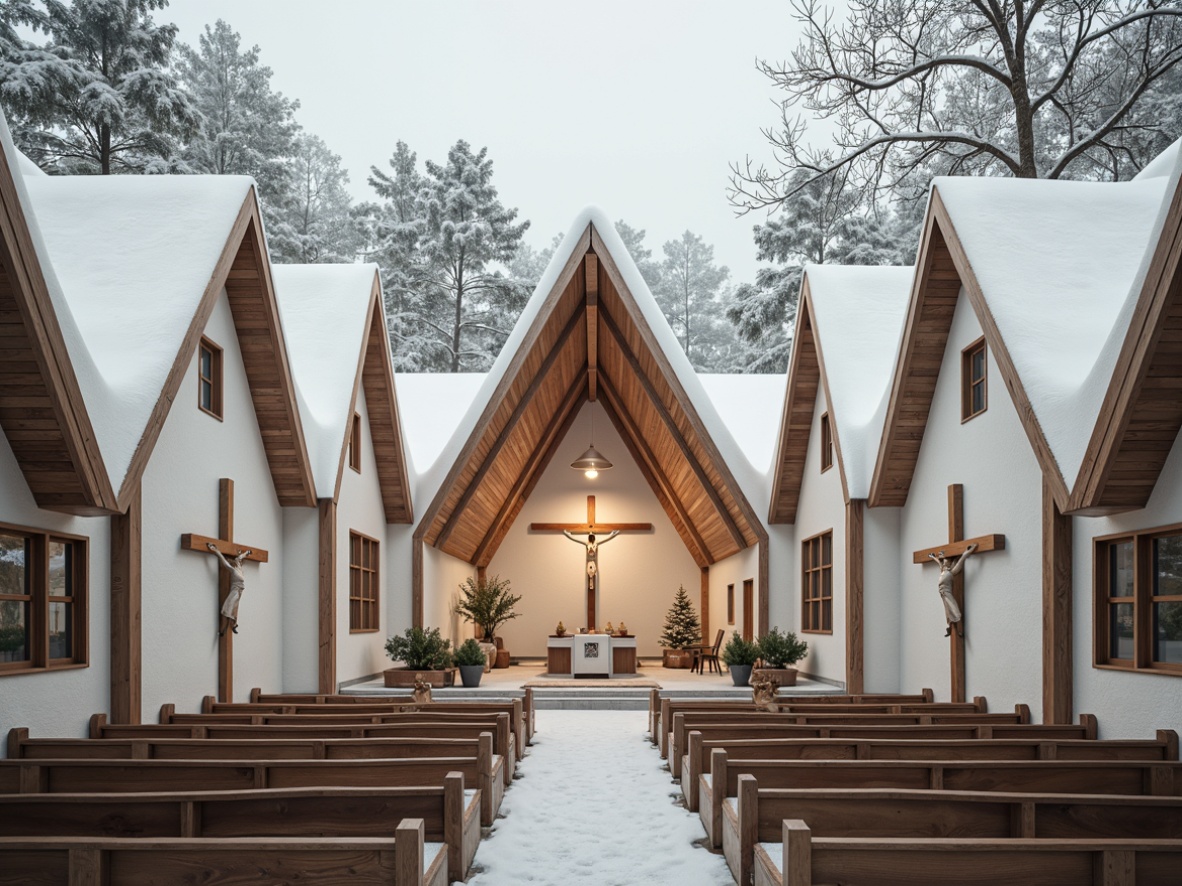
[820,412,833,472]
[348,412,362,473]
[1094,524,1182,675]
[727,584,735,625]
[198,337,224,420]
[0,523,88,675]
[349,531,379,633]
[961,337,987,422]
[801,530,833,634]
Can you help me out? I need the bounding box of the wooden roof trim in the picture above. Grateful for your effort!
[590,225,768,551]
[413,224,592,545]
[1069,169,1182,513]
[116,192,317,511]
[473,374,587,568]
[802,288,852,507]
[869,190,1070,511]
[0,139,116,513]
[434,305,584,548]
[331,282,376,505]
[599,373,710,566]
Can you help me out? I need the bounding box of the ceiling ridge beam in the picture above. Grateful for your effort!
[435,304,585,549]
[600,306,747,550]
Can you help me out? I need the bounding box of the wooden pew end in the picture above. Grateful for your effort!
[88,714,107,739]
[6,727,29,759]
[782,820,812,886]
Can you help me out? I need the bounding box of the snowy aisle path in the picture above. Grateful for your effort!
[466,709,733,885]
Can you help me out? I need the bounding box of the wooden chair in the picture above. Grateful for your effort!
[692,630,725,675]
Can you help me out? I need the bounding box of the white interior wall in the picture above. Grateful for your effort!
[422,543,476,652]
[708,545,758,649]
[336,386,391,683]
[792,386,848,683]
[141,291,286,711]
[897,290,1044,710]
[1073,438,1182,739]
[765,524,794,639]
[484,402,701,658]
[0,428,111,750]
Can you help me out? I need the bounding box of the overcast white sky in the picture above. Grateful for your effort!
[163,0,808,283]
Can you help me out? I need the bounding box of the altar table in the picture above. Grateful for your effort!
[547,634,637,676]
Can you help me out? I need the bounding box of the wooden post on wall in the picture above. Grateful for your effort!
[412,536,424,628]
[845,499,865,694]
[1042,479,1073,724]
[948,484,966,703]
[217,478,234,703]
[318,499,337,694]
[700,566,710,645]
[109,482,142,724]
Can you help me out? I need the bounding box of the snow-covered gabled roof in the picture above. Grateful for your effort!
[412,206,769,625]
[698,373,786,478]
[395,373,486,490]
[769,265,912,522]
[872,148,1181,511]
[273,264,413,522]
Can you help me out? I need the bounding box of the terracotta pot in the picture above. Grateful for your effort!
[752,666,799,687]
[382,667,456,688]
[662,649,694,669]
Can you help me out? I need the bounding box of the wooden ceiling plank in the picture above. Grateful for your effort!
[599,305,747,550]
[586,252,598,402]
[435,306,585,549]
[769,287,821,524]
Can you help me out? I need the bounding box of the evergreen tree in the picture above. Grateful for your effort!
[659,584,702,650]
[654,230,733,369]
[267,133,359,264]
[0,0,198,174]
[613,219,661,292]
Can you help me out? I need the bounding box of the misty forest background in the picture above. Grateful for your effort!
[1,0,1180,373]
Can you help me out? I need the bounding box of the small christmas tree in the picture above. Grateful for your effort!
[659,584,702,649]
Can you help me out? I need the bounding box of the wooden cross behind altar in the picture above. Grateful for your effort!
[911,483,1004,703]
[180,478,269,703]
[530,495,652,629]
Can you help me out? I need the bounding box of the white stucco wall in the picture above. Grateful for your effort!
[336,386,392,683]
[765,524,794,639]
[863,507,902,693]
[422,543,476,651]
[708,545,758,649]
[897,290,1044,711]
[1073,437,1182,738]
[140,291,287,711]
[281,506,318,693]
[0,428,111,751]
[484,403,701,658]
[792,387,848,683]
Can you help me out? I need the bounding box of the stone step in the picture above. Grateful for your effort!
[532,696,649,711]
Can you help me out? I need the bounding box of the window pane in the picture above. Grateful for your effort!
[1110,542,1134,597]
[822,567,831,599]
[1154,602,1182,664]
[972,349,985,381]
[0,599,29,662]
[1154,535,1182,597]
[1111,602,1135,659]
[49,601,72,659]
[0,533,28,596]
[822,599,832,631]
[972,381,985,414]
[49,540,71,597]
[200,348,211,378]
[821,533,831,565]
[200,379,212,410]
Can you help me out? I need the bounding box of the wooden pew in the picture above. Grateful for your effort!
[161,706,523,764]
[90,713,517,785]
[688,728,1179,820]
[0,756,504,826]
[8,728,504,827]
[668,707,1042,778]
[728,777,1182,885]
[754,824,1182,886]
[0,777,479,881]
[0,826,447,886]
[250,687,537,744]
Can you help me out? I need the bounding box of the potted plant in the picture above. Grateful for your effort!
[453,575,522,643]
[754,627,808,687]
[454,639,487,688]
[720,631,760,686]
[383,626,456,687]
[659,584,702,668]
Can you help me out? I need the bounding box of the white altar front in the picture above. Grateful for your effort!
[546,634,637,676]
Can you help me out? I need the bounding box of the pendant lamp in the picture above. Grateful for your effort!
[571,403,612,478]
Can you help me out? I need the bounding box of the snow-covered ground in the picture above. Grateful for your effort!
[466,710,733,885]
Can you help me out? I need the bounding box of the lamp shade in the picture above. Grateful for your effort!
[570,446,613,473]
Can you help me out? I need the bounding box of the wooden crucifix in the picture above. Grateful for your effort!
[911,484,1004,703]
[180,478,269,703]
[530,495,651,629]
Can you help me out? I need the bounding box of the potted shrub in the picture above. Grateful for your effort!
[720,631,760,686]
[659,584,702,668]
[454,639,487,688]
[453,575,522,643]
[754,627,808,687]
[383,626,456,687]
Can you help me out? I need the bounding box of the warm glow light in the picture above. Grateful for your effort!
[584,468,599,479]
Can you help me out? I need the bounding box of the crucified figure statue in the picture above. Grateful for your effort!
[208,543,252,635]
[929,543,977,637]
[562,528,620,591]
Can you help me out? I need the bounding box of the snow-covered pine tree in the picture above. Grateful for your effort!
[267,133,360,264]
[0,0,198,174]
[659,584,702,650]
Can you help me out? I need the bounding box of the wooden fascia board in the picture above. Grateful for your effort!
[0,141,116,512]
[590,224,767,551]
[1069,168,1182,512]
[932,192,1071,512]
[413,225,592,544]
[366,279,414,523]
[330,283,378,506]
[801,287,853,507]
[768,285,815,525]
